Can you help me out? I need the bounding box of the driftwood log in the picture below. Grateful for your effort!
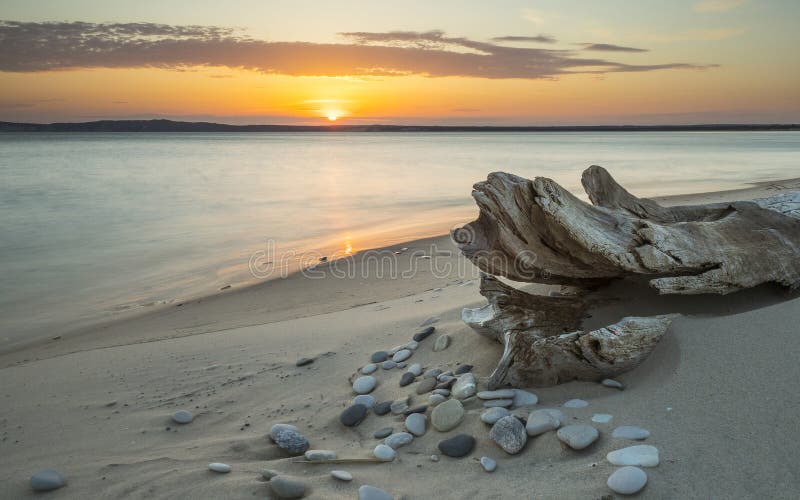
[456,166,800,387]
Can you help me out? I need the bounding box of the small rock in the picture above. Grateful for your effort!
[269,423,298,441]
[381,360,397,370]
[415,377,437,395]
[340,404,368,427]
[607,466,648,495]
[353,376,377,394]
[30,469,66,491]
[359,485,393,500]
[489,416,527,454]
[262,469,279,480]
[601,378,624,390]
[563,399,589,408]
[270,476,307,499]
[437,371,454,380]
[454,364,473,375]
[483,399,514,408]
[374,401,392,416]
[331,470,352,481]
[172,410,193,424]
[407,363,423,376]
[413,326,435,342]
[361,363,378,374]
[385,432,414,449]
[374,427,394,439]
[526,409,560,436]
[390,397,410,415]
[420,316,439,327]
[304,450,337,461]
[539,408,566,426]
[371,351,389,363]
[406,341,419,350]
[208,462,231,473]
[393,349,412,363]
[272,426,310,455]
[430,454,440,462]
[612,426,651,440]
[607,445,660,467]
[397,361,407,368]
[512,389,538,407]
[451,373,477,400]
[403,405,428,415]
[295,358,314,367]
[433,335,451,351]
[424,368,443,379]
[399,372,416,387]
[436,377,455,388]
[429,394,447,406]
[480,456,497,472]
[592,413,613,424]
[437,434,475,458]
[557,425,599,450]
[373,444,396,461]
[477,389,516,400]
[481,407,510,425]
[405,413,427,436]
[431,399,465,431]
[353,394,376,408]
[433,388,450,397]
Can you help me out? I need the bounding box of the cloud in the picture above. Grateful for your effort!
[581,43,648,53]
[522,8,545,25]
[693,0,747,12]
[640,27,746,42]
[0,21,715,79]
[491,35,557,44]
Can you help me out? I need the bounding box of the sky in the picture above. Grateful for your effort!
[1,0,799,125]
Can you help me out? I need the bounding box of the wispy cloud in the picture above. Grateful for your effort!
[0,21,715,79]
[491,35,557,44]
[522,8,545,25]
[581,43,648,53]
[640,27,747,42]
[693,0,747,12]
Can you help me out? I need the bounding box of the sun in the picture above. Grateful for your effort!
[327,114,338,121]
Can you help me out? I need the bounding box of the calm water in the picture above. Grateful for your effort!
[1,131,798,349]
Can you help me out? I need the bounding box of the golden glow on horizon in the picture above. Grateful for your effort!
[344,236,353,255]
[327,113,338,121]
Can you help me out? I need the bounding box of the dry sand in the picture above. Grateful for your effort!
[1,180,799,499]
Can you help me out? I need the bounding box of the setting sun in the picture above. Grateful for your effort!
[327,114,338,121]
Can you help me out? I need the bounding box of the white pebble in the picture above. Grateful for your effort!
[480,456,497,472]
[612,426,650,440]
[331,470,352,481]
[592,413,613,424]
[373,444,396,461]
[208,463,231,473]
[361,363,378,374]
[563,399,589,408]
[607,445,660,467]
[607,466,647,495]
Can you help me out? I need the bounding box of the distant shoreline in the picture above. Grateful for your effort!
[1,119,798,133]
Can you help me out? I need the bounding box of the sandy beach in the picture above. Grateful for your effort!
[1,179,799,499]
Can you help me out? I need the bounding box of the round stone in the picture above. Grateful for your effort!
[373,401,392,416]
[433,334,451,351]
[270,476,307,499]
[592,413,613,424]
[381,360,397,370]
[481,407,510,425]
[359,485,393,500]
[396,362,407,369]
[172,410,193,424]
[373,444,396,461]
[208,462,231,473]
[607,445,660,467]
[406,341,419,350]
[437,371,454,381]
[399,372,416,387]
[353,376,377,394]
[30,469,66,491]
[353,394,376,408]
[272,426,310,455]
[451,373,477,400]
[429,394,447,406]
[405,413,427,436]
[304,449,337,461]
[556,425,599,450]
[489,416,528,454]
[269,423,299,441]
[361,363,378,374]
[340,404,368,427]
[480,456,497,472]
[477,389,515,400]
[331,470,353,481]
[392,349,412,363]
[373,427,393,439]
[601,378,625,390]
[390,398,409,415]
[437,434,476,458]
[454,364,473,375]
[407,363,423,376]
[483,399,513,408]
[607,466,648,495]
[403,405,428,415]
[431,398,465,431]
[384,432,414,449]
[612,426,650,440]
[432,388,451,397]
[424,368,443,379]
[563,399,589,409]
[371,351,389,363]
[430,454,440,462]
[415,377,437,395]
[413,326,435,341]
[526,409,560,436]
[512,389,538,407]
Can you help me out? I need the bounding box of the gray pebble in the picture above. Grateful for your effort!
[359,484,393,500]
[481,407,510,425]
[340,404,368,427]
[437,433,475,458]
[371,351,389,363]
[612,426,650,440]
[353,394,376,408]
[433,335,451,352]
[331,470,352,482]
[454,364,473,375]
[483,399,514,408]
[405,413,427,436]
[511,389,538,407]
[270,476,307,499]
[525,409,560,436]
[172,410,193,424]
[563,399,589,408]
[489,416,527,454]
[424,368,443,379]
[407,363,423,376]
[413,326,435,342]
[415,377,437,394]
[353,376,377,394]
[390,397,410,415]
[373,444,396,461]
[556,425,599,450]
[392,349,412,363]
[373,427,393,439]
[208,462,231,473]
[607,466,647,495]
[304,449,337,461]
[271,425,310,455]
[30,469,66,491]
[477,389,516,400]
[480,456,497,472]
[381,360,397,370]
[361,363,378,374]
[373,401,392,416]
[601,378,625,390]
[399,372,416,387]
[429,394,447,406]
[385,431,414,449]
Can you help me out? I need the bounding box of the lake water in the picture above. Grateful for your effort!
[1,131,798,349]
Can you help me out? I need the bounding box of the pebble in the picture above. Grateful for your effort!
[381,360,397,370]
[340,404,368,427]
[371,351,389,363]
[433,388,450,397]
[539,408,566,426]
[406,341,420,350]
[429,394,447,406]
[480,456,497,472]
[431,398,465,431]
[208,462,231,473]
[451,373,477,400]
[362,363,378,374]
[373,444,397,461]
[304,450,337,461]
[359,485,393,500]
[433,334,451,351]
[399,372,416,387]
[353,376,377,394]
[390,397,410,415]
[437,434,476,458]
[607,445,660,467]
[512,389,538,407]
[592,413,613,424]
[424,368,443,379]
[612,426,651,440]
[385,432,414,449]
[331,470,353,482]
[262,469,279,480]
[477,389,516,400]
[563,399,589,408]
[374,427,394,439]
[353,395,376,408]
[295,357,314,367]
[413,326,435,342]
[272,426,310,455]
[172,410,193,424]
[436,376,455,387]
[30,469,66,491]
[430,454,440,462]
[396,361,407,369]
[437,371,454,380]
[393,349,412,363]
[481,407,510,424]
[405,413,427,436]
[270,476,307,499]
[269,423,298,441]
[607,466,648,495]
[489,416,528,454]
[601,378,625,390]
[483,399,514,408]
[556,425,599,450]
[525,409,560,436]
[416,377,437,394]
[374,401,392,416]
[454,364,473,375]
[403,405,428,415]
[407,363,423,376]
